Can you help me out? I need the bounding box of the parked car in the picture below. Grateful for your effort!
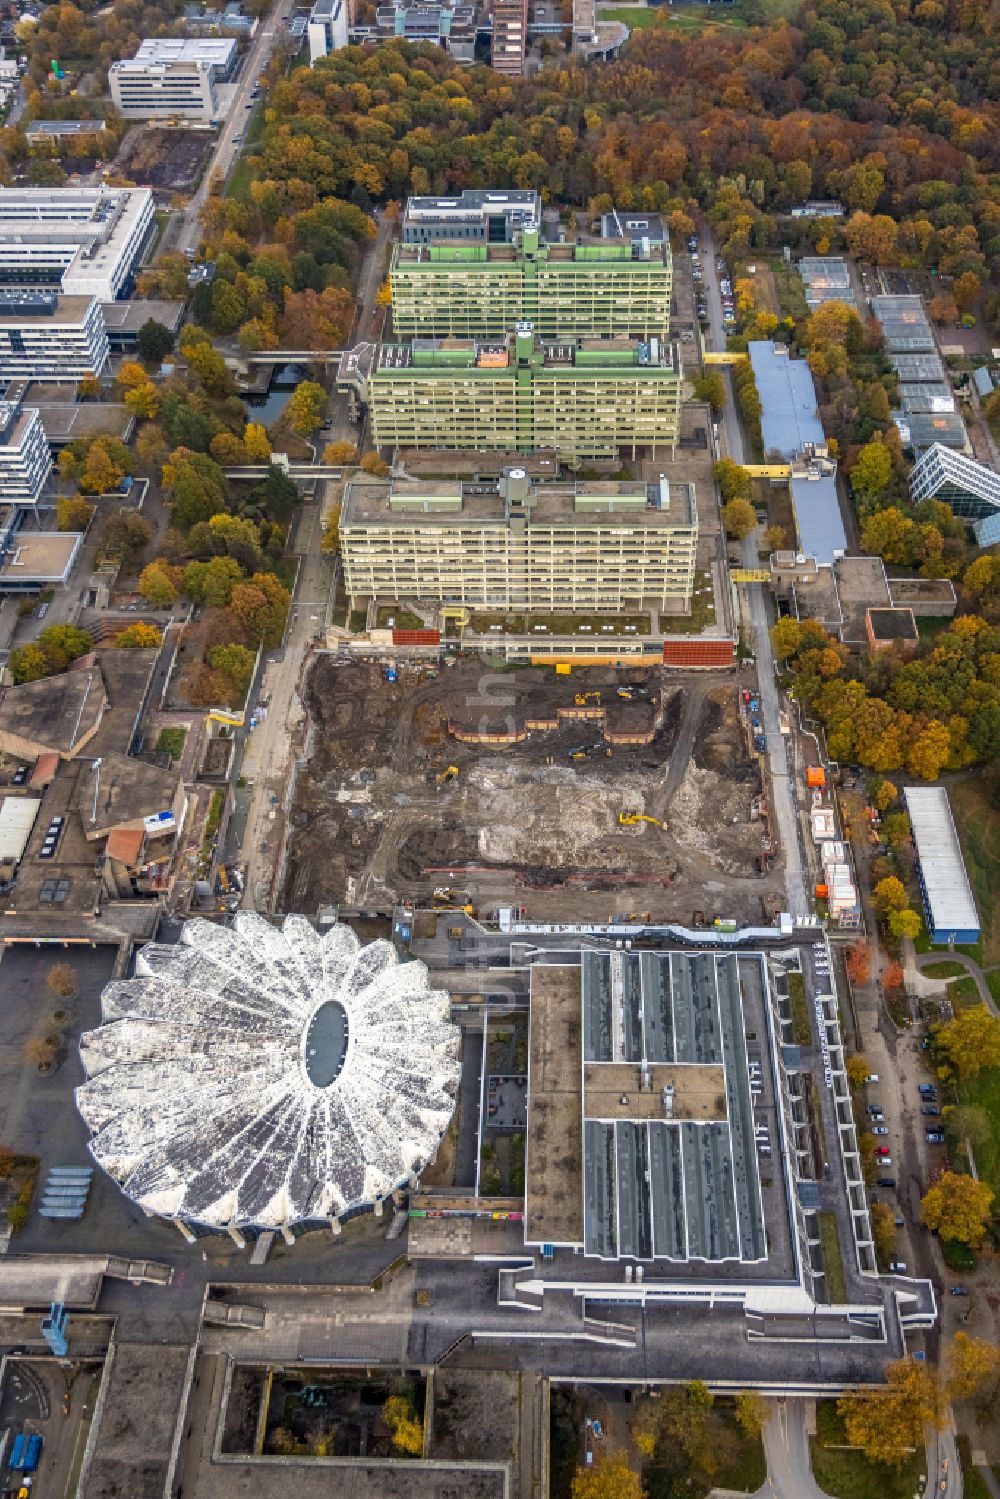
[889,1259,907,1272]
[867,1106,884,1119]
[921,1106,941,1117]
[876,1145,891,1156]
[872,1126,889,1136]
[866,1073,880,1083]
[11,765,28,785]
[926,1129,946,1143]
[918,1084,937,1095]
[877,1176,897,1188]
[949,1286,970,1296]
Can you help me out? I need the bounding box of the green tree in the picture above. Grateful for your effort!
[693,370,726,412]
[183,555,243,608]
[9,642,50,683]
[137,318,175,363]
[207,642,255,701]
[163,448,229,532]
[287,380,326,436]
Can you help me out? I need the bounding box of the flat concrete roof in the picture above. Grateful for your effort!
[584,1061,726,1122]
[76,751,180,837]
[99,299,185,334]
[525,964,584,1247]
[80,1342,193,1499]
[33,401,134,444]
[0,1254,108,1309]
[0,530,79,582]
[0,293,95,325]
[342,476,695,530]
[0,663,106,755]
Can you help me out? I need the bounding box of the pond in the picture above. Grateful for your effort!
[244,363,309,427]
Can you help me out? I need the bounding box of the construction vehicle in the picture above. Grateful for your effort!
[435,765,459,784]
[618,812,664,829]
[574,691,601,705]
[616,686,650,701]
[569,745,590,760]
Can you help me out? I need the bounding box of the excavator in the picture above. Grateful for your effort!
[433,886,476,916]
[574,691,601,705]
[434,765,460,784]
[618,812,665,829]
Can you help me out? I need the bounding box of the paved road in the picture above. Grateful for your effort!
[239,496,334,909]
[161,0,297,260]
[750,1399,827,1499]
[699,222,807,917]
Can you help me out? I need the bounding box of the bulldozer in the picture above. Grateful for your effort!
[434,765,460,784]
[574,691,601,706]
[618,812,665,829]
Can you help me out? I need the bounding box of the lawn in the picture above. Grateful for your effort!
[921,961,965,979]
[788,970,812,1046]
[598,3,748,30]
[376,604,425,630]
[958,1436,994,1499]
[947,776,1000,964]
[947,975,981,1011]
[811,1402,925,1499]
[769,258,809,322]
[955,1065,1000,1198]
[156,726,187,762]
[817,1211,847,1303]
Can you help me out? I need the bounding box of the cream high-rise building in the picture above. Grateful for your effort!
[340,469,698,613]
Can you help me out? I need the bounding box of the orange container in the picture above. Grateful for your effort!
[806,767,826,788]
[815,883,829,900]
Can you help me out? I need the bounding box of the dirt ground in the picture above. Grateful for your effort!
[280,658,786,924]
[115,128,212,192]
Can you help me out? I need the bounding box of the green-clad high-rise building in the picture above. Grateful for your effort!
[337,323,682,463]
[390,222,673,340]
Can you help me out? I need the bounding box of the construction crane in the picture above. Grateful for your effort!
[618,812,665,829]
[574,691,601,705]
[434,765,459,784]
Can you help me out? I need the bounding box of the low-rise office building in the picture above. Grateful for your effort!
[110,36,236,119]
[0,187,154,301]
[0,400,52,505]
[24,119,108,146]
[0,292,110,380]
[390,220,673,339]
[110,57,218,120]
[340,468,698,612]
[402,190,541,246]
[338,323,682,461]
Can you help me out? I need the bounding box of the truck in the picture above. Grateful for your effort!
[385,663,398,683]
[23,1435,42,1474]
[754,734,767,753]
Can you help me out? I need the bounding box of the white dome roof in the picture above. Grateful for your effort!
[76,913,460,1229]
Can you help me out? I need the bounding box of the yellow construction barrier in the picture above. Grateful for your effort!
[207,707,245,727]
[730,570,771,583]
[702,351,748,365]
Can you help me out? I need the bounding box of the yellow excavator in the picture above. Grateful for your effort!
[434,765,460,784]
[574,691,601,705]
[433,886,475,916]
[618,812,665,829]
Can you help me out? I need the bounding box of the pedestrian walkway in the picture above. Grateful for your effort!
[907,940,998,1017]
